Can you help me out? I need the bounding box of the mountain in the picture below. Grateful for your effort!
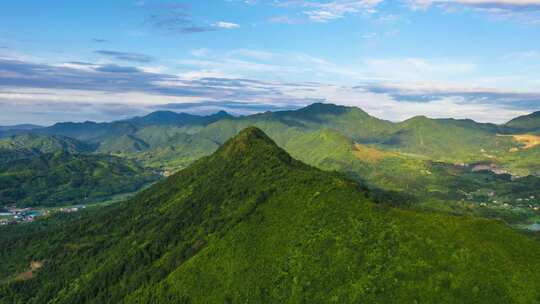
[198,102,396,144]
[505,111,540,133]
[28,111,232,154]
[127,110,232,127]
[0,124,42,132]
[124,130,221,169]
[271,103,397,142]
[14,104,537,167]
[383,116,513,162]
[0,134,93,155]
[36,121,139,143]
[1,128,540,303]
[98,134,150,153]
[0,151,158,208]
[0,125,44,138]
[190,103,518,164]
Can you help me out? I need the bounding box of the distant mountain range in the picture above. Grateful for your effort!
[8,103,540,174]
[0,124,42,132]
[2,103,534,144]
[1,127,540,303]
[1,103,540,223]
[127,110,232,127]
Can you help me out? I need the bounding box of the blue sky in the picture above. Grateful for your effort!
[0,0,539,125]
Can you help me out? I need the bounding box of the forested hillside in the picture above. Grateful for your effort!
[1,128,540,303]
[2,103,540,227]
[0,151,157,207]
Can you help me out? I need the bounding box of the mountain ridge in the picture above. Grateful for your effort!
[127,110,233,127]
[505,111,540,132]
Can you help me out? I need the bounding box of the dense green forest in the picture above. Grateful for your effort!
[1,128,540,303]
[0,133,92,154]
[1,103,540,225]
[17,103,535,169]
[9,103,538,175]
[0,150,157,207]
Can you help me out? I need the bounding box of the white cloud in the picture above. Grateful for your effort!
[1,52,538,125]
[214,21,241,29]
[409,0,540,8]
[364,57,476,82]
[274,82,530,123]
[406,0,540,23]
[275,0,383,22]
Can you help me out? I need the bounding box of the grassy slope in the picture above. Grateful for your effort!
[501,145,540,174]
[1,128,540,303]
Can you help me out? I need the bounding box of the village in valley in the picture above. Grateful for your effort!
[0,205,86,226]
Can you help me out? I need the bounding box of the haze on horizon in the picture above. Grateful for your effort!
[0,0,539,125]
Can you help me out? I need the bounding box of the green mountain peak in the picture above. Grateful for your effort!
[212,126,296,167]
[222,126,275,148]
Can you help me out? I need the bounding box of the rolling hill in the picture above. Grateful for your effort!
[384,115,514,162]
[3,104,540,225]
[127,110,232,127]
[0,151,158,207]
[10,103,540,173]
[505,111,540,133]
[1,128,540,303]
[0,134,93,155]
[148,103,533,167]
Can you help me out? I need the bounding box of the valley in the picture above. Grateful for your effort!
[1,103,540,232]
[2,127,540,303]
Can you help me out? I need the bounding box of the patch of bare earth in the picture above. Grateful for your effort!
[15,261,43,281]
[513,135,540,149]
[497,134,540,152]
[353,143,398,163]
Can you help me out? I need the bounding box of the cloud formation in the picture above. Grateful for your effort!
[416,0,540,9]
[214,21,241,29]
[94,50,155,63]
[407,0,540,22]
[262,0,540,23]
[141,2,239,34]
[275,0,383,22]
[0,56,537,125]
